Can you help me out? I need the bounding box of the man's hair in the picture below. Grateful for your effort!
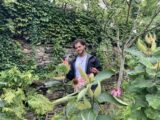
[72,39,86,48]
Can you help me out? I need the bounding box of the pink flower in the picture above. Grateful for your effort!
[72,77,86,92]
[111,87,122,97]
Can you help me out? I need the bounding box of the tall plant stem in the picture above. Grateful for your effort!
[154,63,159,82]
[92,97,95,109]
[126,0,132,24]
[63,79,68,120]
[117,51,125,88]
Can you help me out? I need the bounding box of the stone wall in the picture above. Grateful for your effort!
[20,41,74,66]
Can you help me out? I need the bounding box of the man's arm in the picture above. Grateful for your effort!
[90,56,102,74]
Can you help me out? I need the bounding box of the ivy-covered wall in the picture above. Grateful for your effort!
[0,0,102,45]
[0,0,104,71]
[0,36,36,71]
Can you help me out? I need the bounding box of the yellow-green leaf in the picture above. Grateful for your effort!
[76,98,91,110]
[52,76,65,80]
[88,85,94,98]
[94,82,101,98]
[113,96,128,106]
[77,88,88,101]
[78,65,89,83]
[88,73,94,83]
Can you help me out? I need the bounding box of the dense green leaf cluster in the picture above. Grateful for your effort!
[0,35,36,71]
[0,0,102,46]
[114,40,160,119]
[0,67,53,119]
[0,88,26,120]
[0,66,38,88]
[28,93,53,115]
[0,0,104,72]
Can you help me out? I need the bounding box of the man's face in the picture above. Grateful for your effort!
[74,42,86,55]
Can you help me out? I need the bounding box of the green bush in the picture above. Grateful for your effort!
[0,0,103,71]
[0,67,53,119]
[0,35,36,71]
[0,0,102,46]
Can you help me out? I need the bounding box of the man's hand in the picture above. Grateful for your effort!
[90,67,99,74]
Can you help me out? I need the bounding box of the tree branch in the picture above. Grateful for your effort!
[124,5,141,48]
[102,0,110,8]
[126,0,132,24]
[144,9,160,32]
[126,8,160,48]
[116,27,122,54]
[114,28,125,88]
[126,24,160,48]
[126,0,129,5]
[117,51,125,88]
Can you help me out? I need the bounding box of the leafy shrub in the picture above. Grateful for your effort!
[0,0,102,46]
[0,67,53,119]
[0,35,36,71]
[112,34,160,119]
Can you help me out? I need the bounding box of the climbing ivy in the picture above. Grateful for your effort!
[0,0,104,71]
[0,35,36,71]
[0,0,102,46]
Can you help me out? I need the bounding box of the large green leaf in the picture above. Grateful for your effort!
[157,72,160,78]
[152,48,160,56]
[97,92,126,106]
[133,95,147,108]
[112,96,128,106]
[0,82,7,88]
[125,48,156,69]
[145,107,160,120]
[77,88,88,101]
[97,92,115,103]
[130,78,154,89]
[146,68,157,77]
[146,94,160,110]
[125,47,145,58]
[4,0,17,4]
[76,98,91,110]
[0,100,5,108]
[139,57,154,69]
[147,56,160,63]
[127,65,144,76]
[66,101,77,117]
[127,109,147,120]
[70,109,98,120]
[80,110,98,120]
[96,115,113,120]
[78,65,89,83]
[94,70,114,83]
[51,113,65,120]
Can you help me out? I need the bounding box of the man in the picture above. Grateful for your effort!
[66,39,101,81]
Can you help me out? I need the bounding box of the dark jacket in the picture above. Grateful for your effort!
[66,54,102,80]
